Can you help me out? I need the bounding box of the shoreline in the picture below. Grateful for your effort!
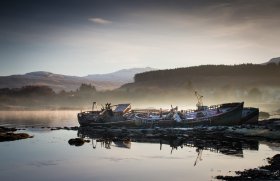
[1,120,280,140]
[1,124,280,180]
[0,126,33,142]
[216,154,280,180]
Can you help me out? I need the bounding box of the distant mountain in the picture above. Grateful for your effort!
[0,71,94,92]
[85,67,156,83]
[0,68,156,92]
[262,57,280,65]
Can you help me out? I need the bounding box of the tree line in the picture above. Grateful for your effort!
[1,63,279,110]
[134,64,280,83]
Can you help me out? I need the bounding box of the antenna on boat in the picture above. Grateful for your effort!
[194,148,203,166]
[92,102,96,111]
[195,91,203,108]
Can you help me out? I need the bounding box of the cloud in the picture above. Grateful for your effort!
[88,18,112,24]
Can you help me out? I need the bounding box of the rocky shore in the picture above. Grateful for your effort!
[75,122,280,142]
[1,119,280,143]
[0,126,33,142]
[216,154,280,180]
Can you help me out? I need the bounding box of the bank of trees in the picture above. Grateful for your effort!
[1,63,280,109]
[134,64,280,83]
[0,84,98,109]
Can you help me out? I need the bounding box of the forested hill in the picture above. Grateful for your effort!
[115,64,280,105]
[118,64,280,95]
[1,64,280,110]
[134,64,280,83]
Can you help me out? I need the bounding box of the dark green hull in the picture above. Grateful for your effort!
[181,102,244,126]
[240,107,259,124]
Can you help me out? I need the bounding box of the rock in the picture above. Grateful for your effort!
[70,126,79,130]
[216,154,280,180]
[0,126,32,142]
[0,132,33,142]
[68,138,86,146]
[121,128,128,133]
[141,129,148,134]
[0,126,17,133]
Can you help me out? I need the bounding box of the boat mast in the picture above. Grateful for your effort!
[92,101,96,111]
[195,91,203,108]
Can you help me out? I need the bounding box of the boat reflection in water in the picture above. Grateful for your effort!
[86,133,131,149]
[90,138,131,149]
[77,127,259,165]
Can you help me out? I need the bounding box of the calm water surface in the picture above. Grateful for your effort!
[0,110,79,127]
[0,111,280,181]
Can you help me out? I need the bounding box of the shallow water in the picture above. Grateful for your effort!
[0,129,280,181]
[0,111,280,181]
[0,110,78,127]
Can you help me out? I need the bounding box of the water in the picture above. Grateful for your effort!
[0,111,280,181]
[0,110,78,127]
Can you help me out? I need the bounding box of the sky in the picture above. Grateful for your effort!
[0,0,280,76]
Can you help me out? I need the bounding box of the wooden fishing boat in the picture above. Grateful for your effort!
[78,103,131,126]
[77,90,258,127]
[77,102,245,127]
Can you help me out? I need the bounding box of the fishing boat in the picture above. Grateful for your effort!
[78,102,131,126]
[77,91,259,127]
[127,102,244,127]
[127,92,245,127]
[77,103,245,127]
[240,107,259,124]
[180,102,244,126]
[180,92,243,126]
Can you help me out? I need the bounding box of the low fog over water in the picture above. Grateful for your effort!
[0,110,78,127]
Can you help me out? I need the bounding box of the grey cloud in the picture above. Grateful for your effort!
[89,18,112,24]
[0,0,280,75]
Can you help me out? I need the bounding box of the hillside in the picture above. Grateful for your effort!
[85,67,156,83]
[0,64,279,110]
[123,64,280,89]
[263,57,280,65]
[119,64,280,105]
[0,68,155,92]
[0,71,94,92]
